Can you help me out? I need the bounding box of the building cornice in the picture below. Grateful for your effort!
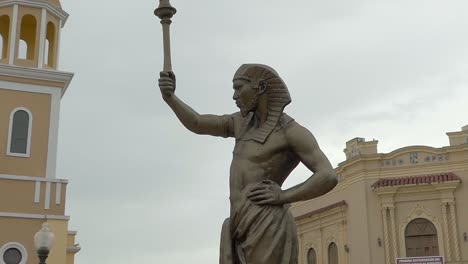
[67,246,81,254]
[0,212,69,220]
[295,200,347,221]
[0,0,69,25]
[0,174,68,183]
[0,64,74,96]
[337,144,468,174]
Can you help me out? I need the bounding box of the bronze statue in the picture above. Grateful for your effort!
[159,64,338,264]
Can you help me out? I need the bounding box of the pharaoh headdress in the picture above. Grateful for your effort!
[233,64,292,143]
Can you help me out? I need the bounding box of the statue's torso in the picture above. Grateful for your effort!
[229,114,300,209]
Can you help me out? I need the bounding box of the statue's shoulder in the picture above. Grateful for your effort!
[276,113,296,131]
[227,112,247,138]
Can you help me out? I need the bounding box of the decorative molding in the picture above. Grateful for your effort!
[0,0,69,26]
[382,208,391,264]
[440,202,452,261]
[0,64,74,95]
[6,107,33,157]
[448,202,461,261]
[0,174,67,183]
[389,207,399,259]
[0,212,69,220]
[0,242,28,264]
[67,246,81,254]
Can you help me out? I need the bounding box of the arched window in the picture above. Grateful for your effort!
[19,15,37,60]
[307,248,317,264]
[405,218,439,257]
[0,15,9,60]
[0,242,28,264]
[44,22,55,67]
[328,242,338,264]
[7,108,32,156]
[18,40,27,59]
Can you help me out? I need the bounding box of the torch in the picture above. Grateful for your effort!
[154,0,177,72]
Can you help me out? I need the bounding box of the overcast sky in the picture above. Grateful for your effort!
[55,0,468,263]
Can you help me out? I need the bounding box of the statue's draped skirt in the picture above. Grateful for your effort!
[220,193,298,264]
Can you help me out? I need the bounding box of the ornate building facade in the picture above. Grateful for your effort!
[291,125,468,264]
[0,0,79,263]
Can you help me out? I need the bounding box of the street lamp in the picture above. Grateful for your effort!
[34,223,55,264]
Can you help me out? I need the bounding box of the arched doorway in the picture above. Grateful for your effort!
[328,242,338,264]
[405,218,439,257]
[307,248,317,264]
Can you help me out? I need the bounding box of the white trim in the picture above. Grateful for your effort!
[0,212,69,220]
[0,77,63,94]
[37,8,47,68]
[44,181,50,209]
[55,182,61,205]
[34,180,41,203]
[6,107,33,157]
[0,174,68,183]
[0,64,74,95]
[46,90,60,179]
[0,0,69,25]
[0,242,28,264]
[8,4,18,65]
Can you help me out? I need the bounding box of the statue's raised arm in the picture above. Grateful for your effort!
[159,71,233,138]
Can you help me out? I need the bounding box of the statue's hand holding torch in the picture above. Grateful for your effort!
[159,71,176,100]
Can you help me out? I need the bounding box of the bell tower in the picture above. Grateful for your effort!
[0,1,80,264]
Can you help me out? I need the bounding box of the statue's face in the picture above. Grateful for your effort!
[232,78,259,117]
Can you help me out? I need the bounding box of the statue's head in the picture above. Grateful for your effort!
[232,64,291,117]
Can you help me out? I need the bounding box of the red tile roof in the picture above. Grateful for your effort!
[371,172,461,189]
[295,200,347,221]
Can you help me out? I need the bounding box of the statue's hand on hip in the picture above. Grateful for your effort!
[159,71,176,100]
[247,180,284,206]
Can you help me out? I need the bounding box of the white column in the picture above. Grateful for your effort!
[448,202,461,261]
[55,20,62,69]
[8,4,18,64]
[389,206,399,259]
[382,207,391,264]
[441,202,452,261]
[37,8,47,68]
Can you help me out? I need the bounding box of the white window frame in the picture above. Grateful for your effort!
[7,107,33,157]
[0,242,28,264]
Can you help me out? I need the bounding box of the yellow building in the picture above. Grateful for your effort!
[0,0,79,263]
[292,125,468,264]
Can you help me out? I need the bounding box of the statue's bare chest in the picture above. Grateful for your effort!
[233,132,289,163]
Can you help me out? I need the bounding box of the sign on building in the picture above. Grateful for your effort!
[397,256,444,264]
